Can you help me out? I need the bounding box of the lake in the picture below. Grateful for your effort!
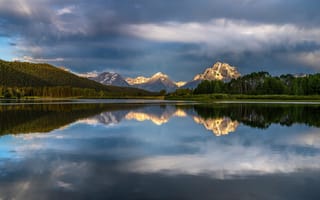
[0,100,320,200]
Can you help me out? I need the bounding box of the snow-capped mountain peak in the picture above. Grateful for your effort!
[126,76,150,85]
[193,62,241,81]
[83,61,241,92]
[151,72,168,79]
[89,72,130,87]
[126,72,177,92]
[175,81,187,87]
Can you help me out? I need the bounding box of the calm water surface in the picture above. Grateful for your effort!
[0,100,320,199]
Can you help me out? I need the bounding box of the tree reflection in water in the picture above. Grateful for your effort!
[1,102,319,136]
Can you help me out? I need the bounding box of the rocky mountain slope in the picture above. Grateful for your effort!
[86,61,241,91]
[182,62,241,89]
[89,72,130,87]
[193,62,241,81]
[126,72,178,92]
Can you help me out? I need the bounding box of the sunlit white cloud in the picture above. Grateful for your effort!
[75,71,99,78]
[57,6,75,16]
[13,56,64,63]
[1,0,320,78]
[125,18,320,53]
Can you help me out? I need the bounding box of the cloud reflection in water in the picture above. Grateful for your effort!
[1,103,320,199]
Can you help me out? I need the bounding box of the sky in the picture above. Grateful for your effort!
[0,0,320,80]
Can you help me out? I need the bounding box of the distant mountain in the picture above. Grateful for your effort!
[182,62,241,89]
[82,71,178,92]
[175,81,187,87]
[89,72,130,87]
[74,61,242,92]
[0,60,156,96]
[126,76,150,85]
[180,80,202,89]
[126,72,178,92]
[194,62,241,81]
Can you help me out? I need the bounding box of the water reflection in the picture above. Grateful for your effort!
[1,102,320,199]
[1,103,320,136]
[0,103,144,135]
[193,116,239,136]
[125,108,187,125]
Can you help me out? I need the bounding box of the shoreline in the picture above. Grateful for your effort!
[1,94,320,103]
[165,94,320,102]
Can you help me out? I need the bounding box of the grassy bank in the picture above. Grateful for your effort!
[0,95,165,100]
[2,94,320,102]
[165,94,320,102]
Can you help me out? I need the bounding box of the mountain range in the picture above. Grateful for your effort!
[85,62,241,92]
[0,59,156,96]
[126,72,178,92]
[89,72,130,87]
[0,59,241,95]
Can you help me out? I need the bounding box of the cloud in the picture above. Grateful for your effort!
[125,18,320,53]
[14,56,64,63]
[290,51,320,70]
[123,129,320,179]
[57,6,75,16]
[0,0,320,79]
[75,71,99,78]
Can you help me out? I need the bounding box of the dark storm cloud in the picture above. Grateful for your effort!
[0,0,319,80]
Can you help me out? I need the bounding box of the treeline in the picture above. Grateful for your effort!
[193,104,320,128]
[0,59,107,89]
[0,86,109,98]
[193,72,320,95]
[0,59,157,97]
[0,103,145,135]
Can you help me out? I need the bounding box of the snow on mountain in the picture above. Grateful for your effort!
[89,72,130,87]
[126,72,178,92]
[175,81,187,87]
[182,62,241,89]
[193,62,241,81]
[80,61,241,92]
[126,76,150,85]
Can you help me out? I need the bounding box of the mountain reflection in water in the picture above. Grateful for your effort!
[1,103,320,136]
[1,102,320,200]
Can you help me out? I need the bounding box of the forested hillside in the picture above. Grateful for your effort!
[193,72,320,95]
[0,60,156,97]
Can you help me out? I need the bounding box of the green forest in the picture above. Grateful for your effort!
[0,60,156,98]
[191,103,320,128]
[193,72,320,95]
[2,103,320,136]
[1,59,319,98]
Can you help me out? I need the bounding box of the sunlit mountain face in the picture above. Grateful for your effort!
[193,62,241,82]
